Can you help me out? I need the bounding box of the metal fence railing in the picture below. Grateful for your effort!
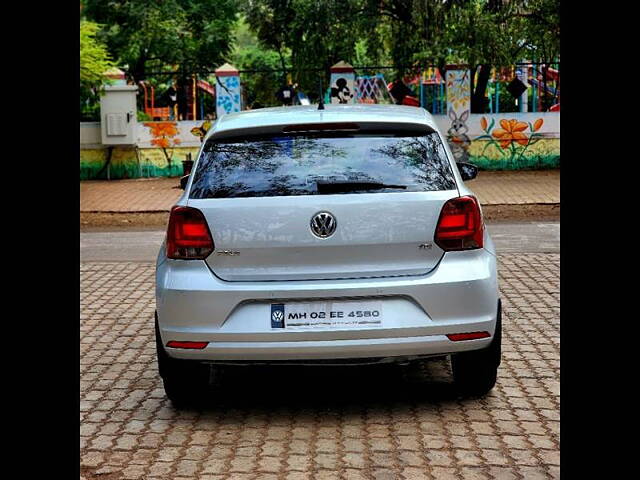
[80,62,560,122]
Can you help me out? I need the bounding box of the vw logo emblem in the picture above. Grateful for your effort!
[271,310,284,323]
[310,211,337,238]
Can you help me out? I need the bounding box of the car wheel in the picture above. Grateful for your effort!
[451,300,502,397]
[155,313,210,408]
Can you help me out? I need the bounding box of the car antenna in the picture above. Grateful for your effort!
[318,77,325,110]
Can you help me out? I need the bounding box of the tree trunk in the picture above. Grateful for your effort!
[471,64,491,113]
[277,45,287,83]
[541,63,549,111]
[130,56,147,83]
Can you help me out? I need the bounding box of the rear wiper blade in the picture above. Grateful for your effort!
[316,180,407,193]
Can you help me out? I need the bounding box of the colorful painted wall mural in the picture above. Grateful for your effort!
[434,112,560,170]
[445,68,473,163]
[445,69,471,115]
[329,61,356,104]
[446,109,471,163]
[215,64,242,118]
[215,76,241,116]
[190,121,212,143]
[144,121,181,167]
[80,146,201,180]
[80,112,559,180]
[80,121,203,180]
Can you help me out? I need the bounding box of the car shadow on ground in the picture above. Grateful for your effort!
[177,358,478,412]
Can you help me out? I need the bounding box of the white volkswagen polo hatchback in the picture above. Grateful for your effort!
[155,104,501,406]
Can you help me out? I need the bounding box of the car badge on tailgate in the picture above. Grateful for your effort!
[310,211,337,238]
[271,304,285,328]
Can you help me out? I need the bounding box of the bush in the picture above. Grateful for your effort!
[137,110,152,122]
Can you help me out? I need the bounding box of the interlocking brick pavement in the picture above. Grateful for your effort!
[80,178,182,212]
[79,171,559,213]
[80,254,559,479]
[470,171,559,205]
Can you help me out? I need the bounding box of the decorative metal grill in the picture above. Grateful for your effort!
[354,74,393,104]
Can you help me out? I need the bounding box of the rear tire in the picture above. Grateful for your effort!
[451,300,502,397]
[155,313,210,408]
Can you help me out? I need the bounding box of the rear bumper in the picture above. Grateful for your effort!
[162,335,492,362]
[156,248,499,361]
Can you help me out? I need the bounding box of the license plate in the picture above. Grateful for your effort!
[270,301,383,329]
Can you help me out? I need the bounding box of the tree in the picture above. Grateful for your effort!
[80,19,114,89]
[439,0,522,112]
[231,16,287,108]
[83,0,559,113]
[240,0,293,74]
[83,0,238,82]
[240,0,367,99]
[241,0,559,111]
[360,0,432,78]
[80,18,114,120]
[409,0,560,112]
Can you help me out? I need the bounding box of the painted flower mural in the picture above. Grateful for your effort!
[145,122,181,166]
[475,117,544,164]
[492,119,529,148]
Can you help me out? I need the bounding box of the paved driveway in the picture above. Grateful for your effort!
[80,254,559,479]
[79,170,560,213]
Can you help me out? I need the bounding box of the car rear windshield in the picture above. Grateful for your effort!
[189,131,456,199]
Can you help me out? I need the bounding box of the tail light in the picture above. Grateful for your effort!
[166,206,214,259]
[447,331,491,341]
[435,196,484,251]
[166,340,209,349]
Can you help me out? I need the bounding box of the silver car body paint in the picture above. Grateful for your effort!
[156,105,499,362]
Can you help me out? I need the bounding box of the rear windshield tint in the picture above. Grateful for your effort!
[189,132,456,199]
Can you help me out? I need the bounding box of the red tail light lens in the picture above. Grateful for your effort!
[166,340,209,349]
[447,331,491,341]
[435,196,484,251]
[166,206,214,259]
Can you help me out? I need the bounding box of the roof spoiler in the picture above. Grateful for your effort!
[282,122,359,133]
[209,122,434,141]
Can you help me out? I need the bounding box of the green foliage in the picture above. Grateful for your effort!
[83,0,238,81]
[435,1,516,67]
[495,82,518,112]
[518,0,560,63]
[80,93,101,121]
[239,0,369,98]
[137,110,152,122]
[371,0,561,70]
[235,46,283,108]
[80,19,114,89]
[80,19,114,120]
[231,16,286,108]
[81,0,558,114]
[240,0,559,97]
[438,0,559,66]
